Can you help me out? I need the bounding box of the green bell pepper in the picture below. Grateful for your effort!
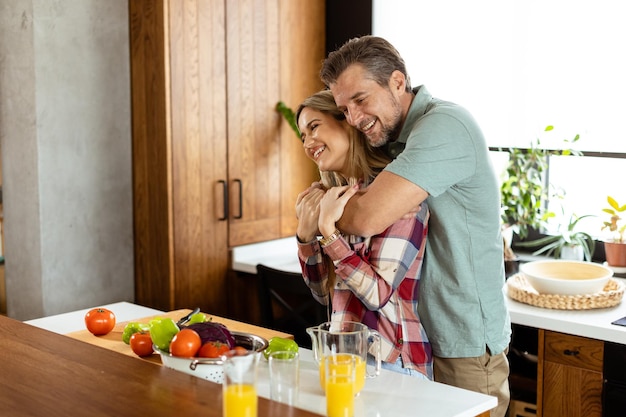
[148,317,180,352]
[188,312,209,325]
[263,336,299,360]
[121,322,150,345]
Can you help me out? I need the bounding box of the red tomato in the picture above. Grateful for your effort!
[169,328,201,357]
[84,308,116,335]
[232,346,248,356]
[130,331,154,357]
[198,341,230,358]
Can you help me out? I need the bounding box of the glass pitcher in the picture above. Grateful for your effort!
[306,321,381,395]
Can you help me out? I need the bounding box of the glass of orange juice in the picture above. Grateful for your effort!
[319,353,365,395]
[222,350,260,417]
[325,355,356,417]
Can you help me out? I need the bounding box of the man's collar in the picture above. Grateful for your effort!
[382,85,431,158]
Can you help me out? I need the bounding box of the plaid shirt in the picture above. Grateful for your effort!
[297,205,433,379]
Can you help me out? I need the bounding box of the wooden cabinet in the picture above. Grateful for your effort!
[0,143,4,315]
[129,0,323,315]
[537,330,604,417]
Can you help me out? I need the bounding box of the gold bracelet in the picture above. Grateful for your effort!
[319,229,342,246]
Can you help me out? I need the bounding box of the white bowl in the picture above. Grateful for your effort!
[520,260,613,295]
[155,331,268,383]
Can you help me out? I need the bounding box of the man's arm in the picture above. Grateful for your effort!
[337,171,429,237]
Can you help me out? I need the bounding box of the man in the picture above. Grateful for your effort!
[320,36,511,417]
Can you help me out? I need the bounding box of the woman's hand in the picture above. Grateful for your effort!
[295,186,325,242]
[318,184,359,237]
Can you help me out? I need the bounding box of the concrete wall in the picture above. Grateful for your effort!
[0,0,134,320]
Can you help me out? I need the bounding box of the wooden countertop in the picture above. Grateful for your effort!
[17,304,497,416]
[0,314,318,417]
[66,309,293,364]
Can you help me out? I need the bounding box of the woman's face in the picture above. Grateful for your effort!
[298,107,350,175]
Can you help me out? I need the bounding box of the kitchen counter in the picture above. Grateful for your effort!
[231,238,626,345]
[505,282,626,344]
[231,236,301,274]
[3,314,318,417]
[24,301,164,334]
[20,304,496,417]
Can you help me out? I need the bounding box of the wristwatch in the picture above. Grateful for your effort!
[319,229,342,246]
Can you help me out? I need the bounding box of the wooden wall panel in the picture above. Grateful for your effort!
[130,0,174,309]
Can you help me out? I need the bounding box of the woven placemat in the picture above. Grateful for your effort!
[506,273,625,310]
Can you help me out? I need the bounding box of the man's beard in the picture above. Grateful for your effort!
[367,106,403,148]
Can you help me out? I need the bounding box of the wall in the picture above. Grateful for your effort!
[0,0,134,320]
[325,0,372,54]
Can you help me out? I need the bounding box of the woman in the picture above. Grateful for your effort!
[295,90,432,379]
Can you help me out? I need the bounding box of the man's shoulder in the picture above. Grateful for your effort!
[411,85,474,124]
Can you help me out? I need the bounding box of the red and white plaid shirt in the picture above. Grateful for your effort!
[297,205,433,379]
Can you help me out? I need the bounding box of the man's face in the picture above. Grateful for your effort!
[330,64,404,147]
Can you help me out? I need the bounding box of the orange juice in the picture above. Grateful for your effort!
[223,384,257,417]
[326,375,354,417]
[319,354,365,394]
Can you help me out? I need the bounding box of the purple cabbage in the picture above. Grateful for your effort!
[185,322,236,348]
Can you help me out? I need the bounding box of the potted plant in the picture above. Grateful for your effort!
[499,125,581,267]
[601,196,626,267]
[515,213,596,261]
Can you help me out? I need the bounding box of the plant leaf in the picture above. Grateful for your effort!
[275,101,300,139]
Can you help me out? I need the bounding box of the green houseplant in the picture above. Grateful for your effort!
[516,213,596,261]
[601,196,626,267]
[276,101,300,138]
[499,125,581,262]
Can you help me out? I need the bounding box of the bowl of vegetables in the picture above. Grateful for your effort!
[153,321,268,383]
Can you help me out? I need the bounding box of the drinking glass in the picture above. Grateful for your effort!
[268,350,299,405]
[222,350,260,417]
[325,355,356,417]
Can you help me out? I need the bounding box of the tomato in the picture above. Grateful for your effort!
[169,328,202,357]
[232,346,248,355]
[130,331,154,357]
[84,308,116,335]
[197,341,230,358]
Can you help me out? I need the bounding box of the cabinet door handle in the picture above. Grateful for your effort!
[218,180,228,221]
[233,179,243,219]
[563,349,580,356]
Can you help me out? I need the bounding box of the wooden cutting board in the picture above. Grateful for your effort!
[67,309,293,364]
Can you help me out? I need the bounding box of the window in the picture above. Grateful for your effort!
[374,0,625,238]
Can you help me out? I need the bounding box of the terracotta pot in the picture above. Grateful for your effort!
[604,241,626,267]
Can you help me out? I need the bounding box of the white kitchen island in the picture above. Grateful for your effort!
[24,300,496,417]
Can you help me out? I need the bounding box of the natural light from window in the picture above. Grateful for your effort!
[373,0,625,239]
